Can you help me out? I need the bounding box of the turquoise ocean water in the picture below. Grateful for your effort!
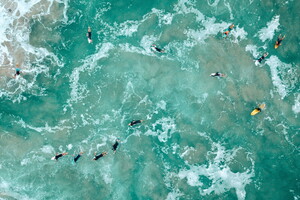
[0,0,299,199]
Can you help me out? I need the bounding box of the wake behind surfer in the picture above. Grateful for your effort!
[87,27,92,43]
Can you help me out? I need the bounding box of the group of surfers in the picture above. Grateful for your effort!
[53,120,143,163]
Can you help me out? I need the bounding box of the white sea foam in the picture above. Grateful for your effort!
[245,44,260,58]
[265,55,297,99]
[67,43,114,108]
[174,0,205,22]
[257,15,280,42]
[152,8,174,26]
[292,94,300,115]
[166,189,184,200]
[40,145,55,154]
[178,143,254,200]
[145,117,176,142]
[231,26,248,43]
[207,0,221,7]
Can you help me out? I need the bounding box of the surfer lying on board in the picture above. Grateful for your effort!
[210,72,225,77]
[87,27,92,43]
[112,139,121,154]
[275,34,285,47]
[53,152,68,161]
[257,52,268,63]
[14,64,22,78]
[73,152,84,163]
[151,44,165,53]
[128,120,143,126]
[223,24,234,36]
[93,152,107,160]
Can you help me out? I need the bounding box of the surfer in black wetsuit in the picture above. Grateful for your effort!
[276,34,285,47]
[112,139,121,154]
[151,44,165,53]
[73,152,84,163]
[93,152,107,160]
[54,152,68,161]
[128,120,143,126]
[257,52,268,63]
[210,72,225,77]
[87,27,92,43]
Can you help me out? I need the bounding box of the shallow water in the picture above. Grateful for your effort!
[0,0,299,199]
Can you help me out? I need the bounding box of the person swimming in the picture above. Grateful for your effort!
[151,44,165,53]
[87,27,92,43]
[73,152,84,163]
[14,64,21,78]
[223,24,234,36]
[128,120,143,126]
[210,72,225,77]
[112,139,121,154]
[276,34,285,47]
[257,52,268,63]
[52,152,68,161]
[93,152,107,160]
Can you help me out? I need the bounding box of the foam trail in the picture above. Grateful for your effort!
[292,94,300,115]
[265,55,297,99]
[257,15,280,42]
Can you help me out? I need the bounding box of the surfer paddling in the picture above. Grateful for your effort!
[52,152,68,161]
[87,27,92,43]
[257,52,268,63]
[112,139,121,154]
[210,72,225,77]
[151,44,165,53]
[93,152,107,160]
[223,24,234,37]
[14,64,22,78]
[275,34,285,48]
[251,104,266,116]
[73,152,84,163]
[128,120,143,126]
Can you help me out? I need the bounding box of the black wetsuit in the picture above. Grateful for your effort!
[74,154,81,163]
[112,141,119,151]
[129,120,142,126]
[55,154,63,160]
[94,153,105,160]
[155,47,163,52]
[258,56,265,63]
[88,31,92,40]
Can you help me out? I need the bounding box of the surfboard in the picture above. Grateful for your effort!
[51,156,56,160]
[274,43,279,49]
[222,29,228,38]
[251,104,266,115]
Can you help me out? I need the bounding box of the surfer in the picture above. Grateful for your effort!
[112,139,121,154]
[53,152,68,161]
[93,152,107,160]
[128,120,143,126]
[73,152,84,163]
[223,24,234,36]
[14,64,21,78]
[151,44,165,53]
[275,34,285,47]
[87,27,92,43]
[210,72,225,77]
[257,52,268,63]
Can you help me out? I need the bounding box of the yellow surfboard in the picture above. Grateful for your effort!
[274,43,279,49]
[251,104,266,116]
